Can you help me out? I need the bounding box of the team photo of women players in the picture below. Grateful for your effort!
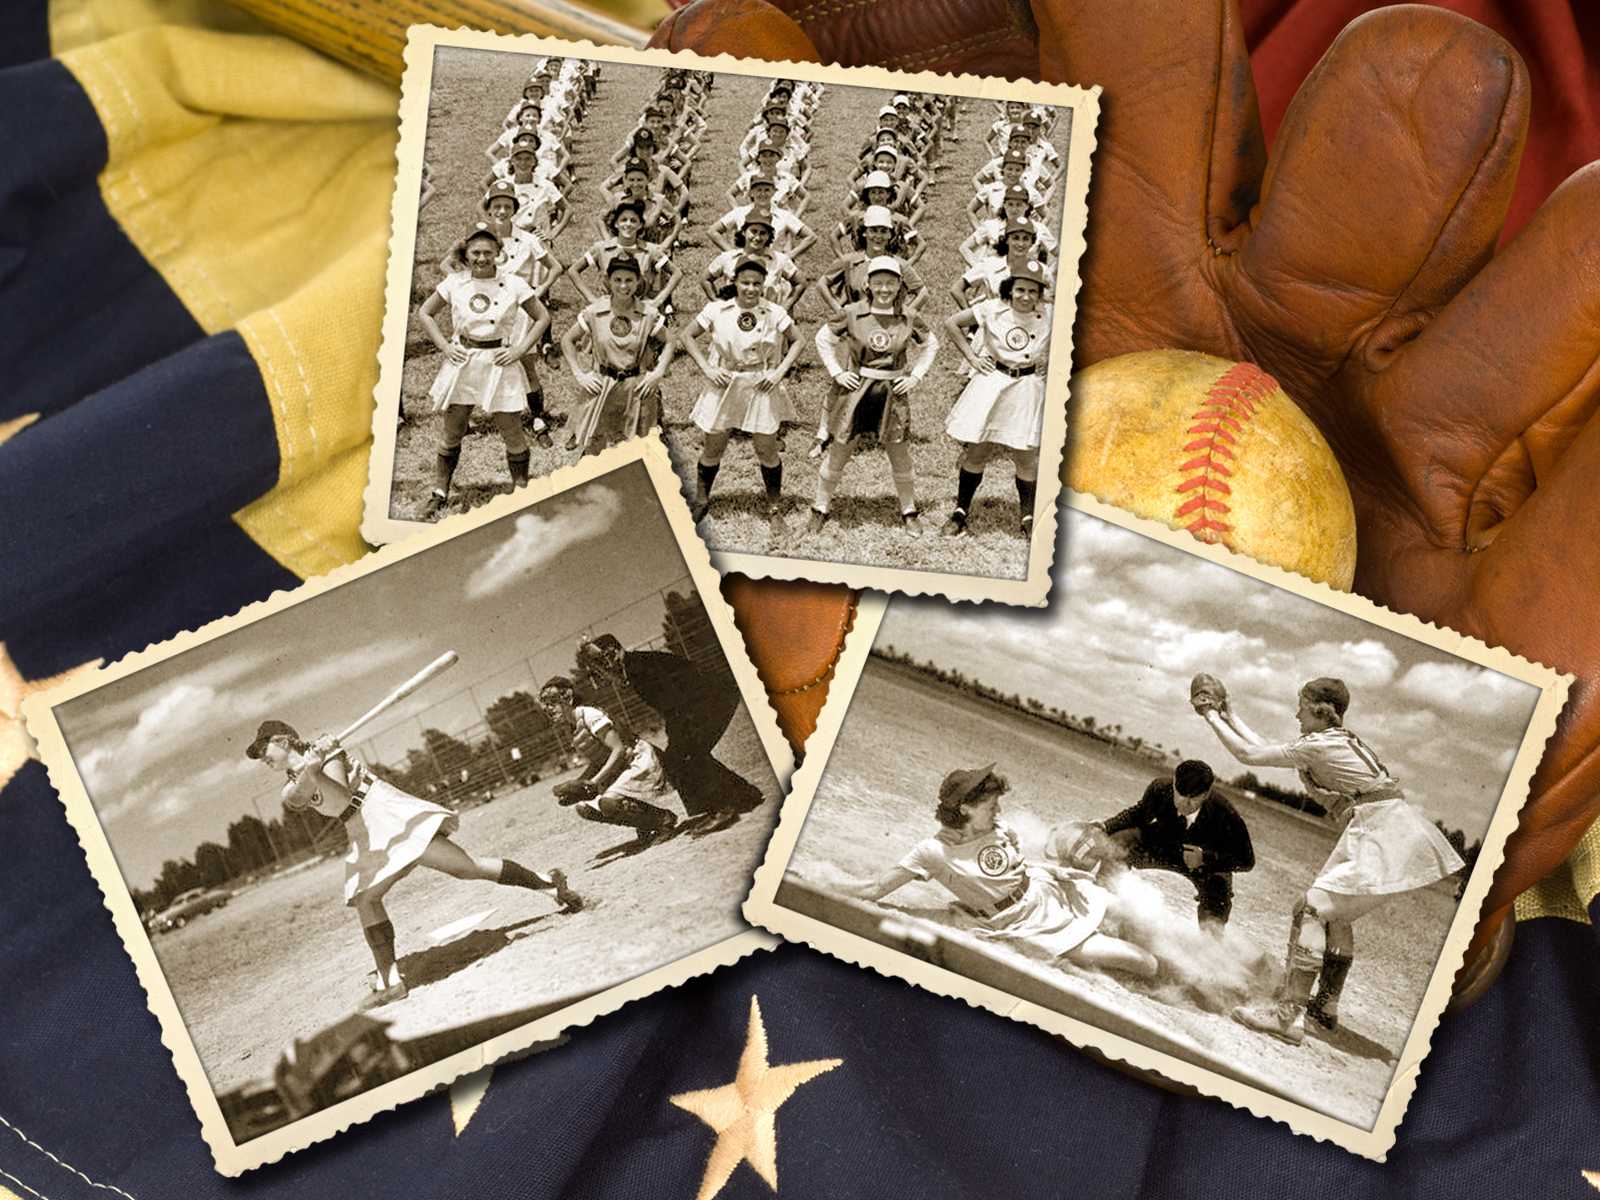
[367,43,1093,599]
[746,497,1564,1154]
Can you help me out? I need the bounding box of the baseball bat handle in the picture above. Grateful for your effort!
[336,651,460,743]
[219,0,650,84]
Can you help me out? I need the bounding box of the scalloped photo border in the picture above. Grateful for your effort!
[743,487,1570,1160]
[24,437,789,1175]
[361,25,1100,609]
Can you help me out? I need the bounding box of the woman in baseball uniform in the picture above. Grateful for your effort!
[1196,675,1464,1044]
[678,258,805,537]
[415,223,550,518]
[246,720,580,1009]
[807,255,939,538]
[939,259,1052,539]
[844,764,1158,977]
[537,677,680,848]
[560,253,674,457]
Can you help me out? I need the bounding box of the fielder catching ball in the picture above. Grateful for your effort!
[1189,673,1464,1044]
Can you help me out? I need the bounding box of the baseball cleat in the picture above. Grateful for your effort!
[901,511,924,538]
[768,508,788,540]
[421,490,448,519]
[360,981,410,1010]
[1230,1000,1306,1046]
[804,508,828,536]
[548,868,584,913]
[940,510,968,538]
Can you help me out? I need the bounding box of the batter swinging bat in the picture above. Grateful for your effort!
[337,652,459,743]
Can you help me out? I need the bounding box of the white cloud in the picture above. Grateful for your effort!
[1397,662,1536,717]
[465,487,623,598]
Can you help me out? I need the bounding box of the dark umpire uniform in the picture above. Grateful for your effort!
[584,640,765,820]
[1101,768,1255,929]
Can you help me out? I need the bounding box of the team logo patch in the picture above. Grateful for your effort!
[468,293,491,313]
[737,311,758,332]
[868,330,891,351]
[610,315,633,337]
[1004,326,1031,351]
[977,845,1009,876]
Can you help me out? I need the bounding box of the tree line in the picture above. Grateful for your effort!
[135,589,726,920]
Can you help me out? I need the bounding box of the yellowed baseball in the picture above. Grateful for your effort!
[1064,349,1357,590]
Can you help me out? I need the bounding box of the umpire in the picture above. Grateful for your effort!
[576,633,764,824]
[1098,760,1254,932]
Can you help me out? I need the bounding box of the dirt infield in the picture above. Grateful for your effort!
[151,707,780,1100]
[783,660,1462,1128]
[393,51,1070,579]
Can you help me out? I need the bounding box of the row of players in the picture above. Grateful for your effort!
[415,78,1059,543]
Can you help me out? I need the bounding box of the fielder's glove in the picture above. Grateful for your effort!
[554,779,599,807]
[1190,673,1230,717]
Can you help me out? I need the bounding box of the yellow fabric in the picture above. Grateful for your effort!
[53,0,400,577]
[1515,815,1600,925]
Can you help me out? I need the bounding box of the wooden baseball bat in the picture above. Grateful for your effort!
[218,0,651,84]
[337,651,460,742]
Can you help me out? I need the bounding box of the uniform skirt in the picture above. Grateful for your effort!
[342,778,460,906]
[574,376,660,454]
[945,371,1045,449]
[976,864,1109,958]
[1312,798,1466,896]
[691,372,799,435]
[428,347,529,414]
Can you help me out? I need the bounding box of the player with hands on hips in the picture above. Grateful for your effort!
[678,259,805,538]
[1193,674,1463,1043]
[246,720,581,1009]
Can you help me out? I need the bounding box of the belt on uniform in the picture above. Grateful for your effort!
[857,367,904,381]
[600,365,642,380]
[1352,783,1406,805]
[460,336,504,349]
[336,776,373,824]
[980,878,1030,919]
[996,363,1037,378]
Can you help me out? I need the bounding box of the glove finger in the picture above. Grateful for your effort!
[1362,163,1600,547]
[1232,7,1526,405]
[760,0,1038,76]
[647,0,824,63]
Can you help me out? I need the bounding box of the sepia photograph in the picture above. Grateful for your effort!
[363,30,1097,605]
[745,493,1568,1158]
[27,443,789,1174]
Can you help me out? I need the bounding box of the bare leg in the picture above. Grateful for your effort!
[1066,932,1158,978]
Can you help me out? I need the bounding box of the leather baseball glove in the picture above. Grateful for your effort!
[1189,674,1229,717]
[652,0,1600,974]
[553,779,600,807]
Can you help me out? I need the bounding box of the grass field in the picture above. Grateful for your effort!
[781,658,1465,1129]
[389,50,1073,581]
[148,706,780,1107]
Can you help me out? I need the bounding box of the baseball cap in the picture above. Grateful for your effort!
[862,205,895,229]
[482,180,520,211]
[246,719,298,759]
[865,254,903,277]
[939,763,998,807]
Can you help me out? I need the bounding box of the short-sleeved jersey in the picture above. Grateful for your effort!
[692,299,794,370]
[899,820,1029,910]
[828,253,925,306]
[713,203,806,249]
[975,179,1047,219]
[822,302,933,374]
[1278,726,1402,801]
[582,239,667,293]
[705,248,798,301]
[436,272,533,342]
[581,298,668,373]
[572,705,623,762]
[960,257,1041,306]
[972,298,1052,369]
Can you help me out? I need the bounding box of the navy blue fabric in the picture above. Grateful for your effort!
[5,753,1600,1199]
[0,58,208,420]
[0,328,290,662]
[0,0,50,69]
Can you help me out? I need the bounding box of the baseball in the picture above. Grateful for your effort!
[1063,349,1357,590]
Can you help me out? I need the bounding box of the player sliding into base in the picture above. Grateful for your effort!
[843,764,1160,978]
[1189,674,1464,1045]
[247,720,583,1010]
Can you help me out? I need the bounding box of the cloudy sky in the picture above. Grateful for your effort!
[875,507,1545,838]
[54,464,699,889]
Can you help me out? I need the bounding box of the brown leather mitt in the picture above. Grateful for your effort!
[655,0,1600,973]
[1189,674,1229,717]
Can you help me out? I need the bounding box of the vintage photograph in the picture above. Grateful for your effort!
[27,443,789,1174]
[363,30,1097,605]
[745,494,1568,1158]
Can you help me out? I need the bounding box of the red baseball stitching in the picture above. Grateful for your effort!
[1174,362,1279,542]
